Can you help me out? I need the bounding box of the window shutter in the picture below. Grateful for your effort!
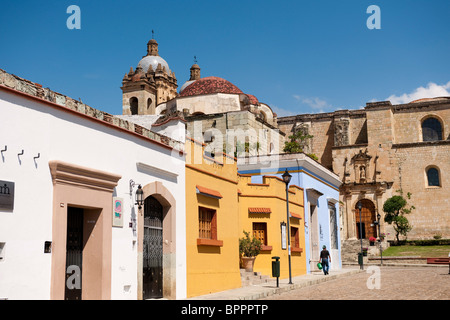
[211,210,217,240]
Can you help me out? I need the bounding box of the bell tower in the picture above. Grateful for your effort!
[121,36,177,115]
[189,56,201,81]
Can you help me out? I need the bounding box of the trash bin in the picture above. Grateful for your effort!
[271,256,280,278]
[358,252,363,265]
[272,256,280,287]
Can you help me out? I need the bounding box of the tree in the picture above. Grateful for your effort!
[382,191,415,243]
[283,130,318,160]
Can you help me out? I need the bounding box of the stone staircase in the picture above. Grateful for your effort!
[240,269,270,286]
[341,239,388,263]
[341,239,371,262]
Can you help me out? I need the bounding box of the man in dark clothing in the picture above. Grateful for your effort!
[320,245,331,275]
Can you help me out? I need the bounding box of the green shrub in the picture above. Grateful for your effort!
[239,231,262,257]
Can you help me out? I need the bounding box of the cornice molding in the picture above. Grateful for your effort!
[49,160,121,192]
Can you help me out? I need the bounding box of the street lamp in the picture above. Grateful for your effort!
[357,201,364,270]
[282,169,293,284]
[135,185,144,210]
[377,213,383,265]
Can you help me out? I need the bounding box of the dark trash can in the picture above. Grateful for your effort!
[358,252,363,265]
[272,256,280,278]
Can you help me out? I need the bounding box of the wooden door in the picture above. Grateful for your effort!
[355,200,377,239]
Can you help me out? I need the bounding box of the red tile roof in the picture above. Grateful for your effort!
[179,76,244,97]
[248,207,272,214]
[196,185,223,199]
[246,94,259,105]
[290,212,302,219]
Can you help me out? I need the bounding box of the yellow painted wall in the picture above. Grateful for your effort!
[185,139,307,298]
[185,139,242,298]
[238,175,307,279]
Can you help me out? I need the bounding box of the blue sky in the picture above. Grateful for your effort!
[1,0,449,116]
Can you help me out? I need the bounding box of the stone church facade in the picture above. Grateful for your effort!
[278,98,450,241]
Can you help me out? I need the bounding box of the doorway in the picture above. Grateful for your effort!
[143,196,163,299]
[355,199,377,239]
[49,160,119,300]
[309,204,319,270]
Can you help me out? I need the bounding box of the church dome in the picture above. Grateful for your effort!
[180,80,196,93]
[138,55,170,73]
[179,76,243,97]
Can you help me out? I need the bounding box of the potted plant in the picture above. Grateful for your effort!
[239,231,262,272]
[369,237,376,246]
[362,247,368,256]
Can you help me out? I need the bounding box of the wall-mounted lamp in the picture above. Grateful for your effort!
[135,185,144,210]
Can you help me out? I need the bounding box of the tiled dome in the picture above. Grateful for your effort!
[179,76,244,97]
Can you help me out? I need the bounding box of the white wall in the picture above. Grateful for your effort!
[175,93,241,115]
[0,90,186,300]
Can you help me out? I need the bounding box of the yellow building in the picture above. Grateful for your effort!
[185,138,307,297]
[185,138,242,298]
[238,175,306,279]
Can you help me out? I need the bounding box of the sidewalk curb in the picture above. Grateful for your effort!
[344,262,449,268]
[188,268,364,300]
[239,269,364,300]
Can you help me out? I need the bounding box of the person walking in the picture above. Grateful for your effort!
[320,245,331,275]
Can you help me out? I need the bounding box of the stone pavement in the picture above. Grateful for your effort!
[187,267,363,300]
[188,264,449,300]
[262,265,449,300]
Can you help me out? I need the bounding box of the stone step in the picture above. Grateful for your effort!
[240,269,270,286]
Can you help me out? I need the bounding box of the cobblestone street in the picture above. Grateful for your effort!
[261,266,449,300]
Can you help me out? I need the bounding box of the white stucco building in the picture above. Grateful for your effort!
[0,69,186,300]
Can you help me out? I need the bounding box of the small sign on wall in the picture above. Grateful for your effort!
[112,197,124,228]
[0,181,14,211]
[280,222,287,250]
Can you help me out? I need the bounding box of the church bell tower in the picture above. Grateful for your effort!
[121,36,177,115]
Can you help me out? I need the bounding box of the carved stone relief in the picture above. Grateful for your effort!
[352,149,372,183]
[334,119,349,146]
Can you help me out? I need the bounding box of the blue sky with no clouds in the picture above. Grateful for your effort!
[1,0,449,116]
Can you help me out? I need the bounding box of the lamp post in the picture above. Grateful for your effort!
[282,169,293,284]
[357,201,364,270]
[377,213,383,266]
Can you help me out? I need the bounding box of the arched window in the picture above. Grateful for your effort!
[422,117,443,141]
[426,166,441,187]
[130,97,138,115]
[147,98,152,110]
